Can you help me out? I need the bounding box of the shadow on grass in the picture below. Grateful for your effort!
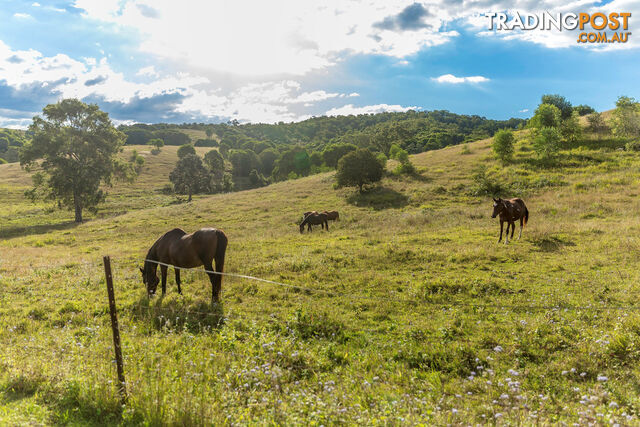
[1,374,45,403]
[531,235,576,252]
[130,295,225,333]
[346,186,409,210]
[0,220,77,239]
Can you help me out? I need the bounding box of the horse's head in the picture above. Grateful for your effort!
[140,265,159,296]
[491,197,505,218]
[299,221,306,233]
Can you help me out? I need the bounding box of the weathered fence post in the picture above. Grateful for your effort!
[103,255,127,404]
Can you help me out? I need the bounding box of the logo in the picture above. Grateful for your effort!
[486,12,632,44]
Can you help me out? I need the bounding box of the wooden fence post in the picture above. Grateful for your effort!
[103,255,127,404]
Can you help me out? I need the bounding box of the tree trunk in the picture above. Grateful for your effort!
[358,183,363,193]
[188,189,192,202]
[74,194,83,223]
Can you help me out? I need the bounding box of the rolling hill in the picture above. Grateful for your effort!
[1,125,640,424]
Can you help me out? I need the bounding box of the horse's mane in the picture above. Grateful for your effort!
[143,241,159,275]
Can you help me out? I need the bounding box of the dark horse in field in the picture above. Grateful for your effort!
[140,228,228,302]
[300,212,329,233]
[491,198,529,244]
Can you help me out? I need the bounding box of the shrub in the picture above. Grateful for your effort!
[625,141,640,152]
[611,95,640,138]
[471,166,506,197]
[533,127,561,159]
[177,144,196,159]
[492,129,514,163]
[586,112,609,136]
[574,104,596,116]
[376,152,388,168]
[541,94,573,120]
[530,103,561,129]
[560,112,582,143]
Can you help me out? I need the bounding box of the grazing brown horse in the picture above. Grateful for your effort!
[299,212,329,233]
[491,198,529,244]
[302,211,318,231]
[323,210,339,221]
[140,228,228,302]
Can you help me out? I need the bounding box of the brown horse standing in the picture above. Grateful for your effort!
[491,198,529,244]
[323,210,339,221]
[140,228,228,302]
[299,212,329,233]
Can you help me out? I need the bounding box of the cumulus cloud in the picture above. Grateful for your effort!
[13,13,32,19]
[0,40,361,125]
[73,0,462,76]
[432,74,489,84]
[325,103,418,116]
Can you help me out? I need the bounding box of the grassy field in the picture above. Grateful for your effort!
[2,128,640,425]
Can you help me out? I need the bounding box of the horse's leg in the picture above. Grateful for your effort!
[510,221,516,240]
[175,268,182,295]
[504,222,510,245]
[498,221,503,243]
[160,265,168,295]
[205,262,220,302]
[325,220,329,231]
[518,217,523,240]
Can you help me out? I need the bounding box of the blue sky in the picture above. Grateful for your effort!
[0,0,637,128]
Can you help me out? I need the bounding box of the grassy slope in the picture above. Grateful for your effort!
[2,131,640,424]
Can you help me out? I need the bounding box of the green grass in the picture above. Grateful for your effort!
[2,131,640,424]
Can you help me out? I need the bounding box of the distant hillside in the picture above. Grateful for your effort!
[118,110,526,155]
[0,128,28,163]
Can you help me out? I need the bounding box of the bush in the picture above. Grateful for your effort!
[177,144,196,159]
[533,127,561,159]
[560,112,582,143]
[625,141,640,152]
[574,104,596,116]
[541,94,573,120]
[194,138,218,147]
[530,104,561,129]
[394,161,416,175]
[611,96,640,138]
[492,129,514,163]
[471,166,507,197]
[586,112,609,136]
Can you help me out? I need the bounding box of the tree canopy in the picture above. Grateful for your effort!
[336,148,384,192]
[20,99,130,222]
[169,154,211,201]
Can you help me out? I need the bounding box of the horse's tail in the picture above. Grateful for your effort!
[214,229,228,275]
[523,206,529,228]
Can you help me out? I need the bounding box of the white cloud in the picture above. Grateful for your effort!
[432,74,489,84]
[73,0,461,76]
[519,108,529,113]
[325,103,417,116]
[136,65,158,77]
[13,13,32,19]
[32,2,41,7]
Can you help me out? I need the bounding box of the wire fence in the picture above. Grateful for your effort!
[2,256,640,313]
